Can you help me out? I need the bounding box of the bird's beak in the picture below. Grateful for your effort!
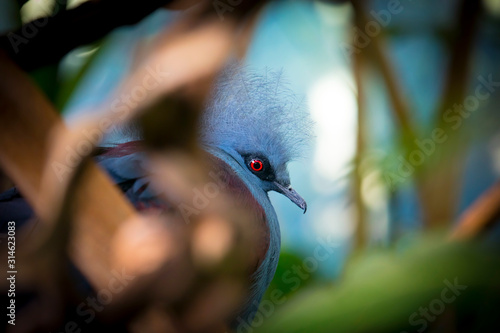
[273,182,307,213]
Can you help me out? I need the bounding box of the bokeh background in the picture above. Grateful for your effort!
[2,0,500,332]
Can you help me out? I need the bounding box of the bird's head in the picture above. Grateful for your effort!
[200,65,312,213]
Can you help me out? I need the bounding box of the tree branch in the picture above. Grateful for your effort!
[0,0,175,71]
[451,181,500,240]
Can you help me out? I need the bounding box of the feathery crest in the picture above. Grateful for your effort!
[200,64,313,164]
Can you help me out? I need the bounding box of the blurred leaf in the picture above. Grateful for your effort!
[55,41,102,110]
[29,64,59,106]
[265,250,317,299]
[257,235,500,333]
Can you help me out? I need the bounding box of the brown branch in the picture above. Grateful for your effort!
[0,50,136,288]
[436,0,482,124]
[351,6,367,253]
[351,0,483,230]
[350,0,417,142]
[0,0,176,71]
[0,0,268,71]
[451,181,500,240]
[417,0,481,229]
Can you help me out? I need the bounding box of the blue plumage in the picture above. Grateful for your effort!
[202,65,311,169]
[201,65,312,325]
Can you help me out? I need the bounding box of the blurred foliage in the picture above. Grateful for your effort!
[257,234,500,333]
[29,64,60,105]
[264,250,318,300]
[54,41,102,110]
[29,42,102,110]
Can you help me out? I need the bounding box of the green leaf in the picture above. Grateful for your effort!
[257,236,500,333]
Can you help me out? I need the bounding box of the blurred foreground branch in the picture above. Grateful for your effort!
[451,181,500,240]
[0,0,180,71]
[0,0,269,330]
[0,50,136,288]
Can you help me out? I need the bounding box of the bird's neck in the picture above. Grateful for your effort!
[204,146,282,303]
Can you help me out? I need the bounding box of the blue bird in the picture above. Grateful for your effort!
[200,66,311,325]
[0,65,311,328]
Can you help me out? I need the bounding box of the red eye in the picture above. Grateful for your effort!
[250,159,263,172]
